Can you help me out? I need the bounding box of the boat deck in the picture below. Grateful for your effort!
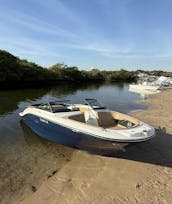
[55,111,128,130]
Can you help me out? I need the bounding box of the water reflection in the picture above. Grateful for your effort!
[50,82,103,97]
[0,82,147,117]
[109,82,125,90]
[0,82,105,116]
[0,88,49,116]
[20,120,43,146]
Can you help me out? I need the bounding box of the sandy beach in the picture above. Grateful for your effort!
[4,88,172,204]
[19,88,172,204]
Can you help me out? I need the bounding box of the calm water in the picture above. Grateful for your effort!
[0,82,148,201]
[0,82,148,152]
[0,82,147,145]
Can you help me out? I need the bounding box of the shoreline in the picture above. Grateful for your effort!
[129,86,172,119]
[20,88,172,204]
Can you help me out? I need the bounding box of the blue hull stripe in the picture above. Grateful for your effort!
[22,114,128,150]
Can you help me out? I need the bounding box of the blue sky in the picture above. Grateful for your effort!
[0,0,172,71]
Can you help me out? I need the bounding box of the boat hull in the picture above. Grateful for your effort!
[129,84,160,91]
[21,114,130,151]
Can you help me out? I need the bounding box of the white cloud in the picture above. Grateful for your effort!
[1,0,172,70]
[0,8,79,40]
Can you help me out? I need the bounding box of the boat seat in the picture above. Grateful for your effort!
[67,113,85,123]
[67,111,117,128]
[97,112,117,128]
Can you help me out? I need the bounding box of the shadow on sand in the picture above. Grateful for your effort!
[21,120,172,168]
[101,128,172,168]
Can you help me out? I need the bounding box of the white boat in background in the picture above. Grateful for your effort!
[131,73,172,91]
[129,82,161,91]
[19,99,155,150]
[129,86,160,99]
[156,76,172,86]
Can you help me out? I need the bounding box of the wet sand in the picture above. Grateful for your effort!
[5,88,172,204]
[20,88,172,204]
[0,131,74,204]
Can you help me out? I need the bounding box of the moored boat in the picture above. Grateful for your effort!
[129,83,161,91]
[19,99,155,150]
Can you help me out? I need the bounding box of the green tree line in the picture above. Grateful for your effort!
[0,50,171,85]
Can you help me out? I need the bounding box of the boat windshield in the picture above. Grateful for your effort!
[85,99,106,110]
[32,100,78,113]
[49,100,72,113]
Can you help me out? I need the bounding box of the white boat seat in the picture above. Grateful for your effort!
[84,110,99,126]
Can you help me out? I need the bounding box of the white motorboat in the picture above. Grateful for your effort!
[129,86,160,99]
[129,82,161,91]
[19,99,155,150]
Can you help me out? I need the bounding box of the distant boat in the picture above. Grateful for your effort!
[19,99,155,150]
[156,76,172,86]
[130,74,172,91]
[129,82,161,91]
[129,86,160,99]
